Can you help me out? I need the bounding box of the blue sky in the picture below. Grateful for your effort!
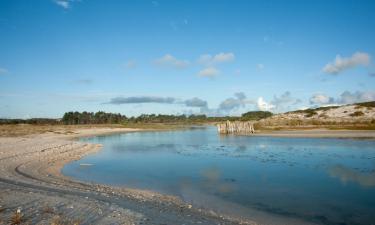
[1,0,375,118]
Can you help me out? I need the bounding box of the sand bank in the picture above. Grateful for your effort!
[254,129,375,138]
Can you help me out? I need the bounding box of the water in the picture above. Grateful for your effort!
[63,127,375,225]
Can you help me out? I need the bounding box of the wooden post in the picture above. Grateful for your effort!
[217,121,255,134]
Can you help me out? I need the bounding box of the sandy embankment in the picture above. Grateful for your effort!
[0,127,256,225]
[254,129,375,138]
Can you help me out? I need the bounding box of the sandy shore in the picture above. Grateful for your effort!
[254,129,375,138]
[0,127,259,225]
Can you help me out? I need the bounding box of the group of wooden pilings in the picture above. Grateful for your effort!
[217,120,255,134]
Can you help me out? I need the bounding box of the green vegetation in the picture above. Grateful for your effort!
[0,118,59,125]
[350,111,365,117]
[355,101,375,108]
[292,106,337,117]
[62,111,126,125]
[0,110,272,126]
[240,111,273,121]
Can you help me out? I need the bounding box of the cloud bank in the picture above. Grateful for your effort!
[107,96,208,113]
[184,97,208,108]
[270,91,301,112]
[310,90,375,106]
[309,94,335,105]
[108,96,176,104]
[218,92,248,113]
[323,52,371,74]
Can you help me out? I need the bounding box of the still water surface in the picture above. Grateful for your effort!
[63,127,375,225]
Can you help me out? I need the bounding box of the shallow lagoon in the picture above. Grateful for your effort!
[63,127,375,225]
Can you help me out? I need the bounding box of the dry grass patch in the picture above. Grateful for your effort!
[9,210,23,225]
[51,215,81,225]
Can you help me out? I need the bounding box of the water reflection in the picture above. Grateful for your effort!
[65,127,375,225]
[200,166,237,194]
[329,165,375,187]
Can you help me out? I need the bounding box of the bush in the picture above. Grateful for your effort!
[241,111,273,121]
[349,111,364,117]
[355,101,375,108]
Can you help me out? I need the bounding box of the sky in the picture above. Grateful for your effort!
[1,0,375,118]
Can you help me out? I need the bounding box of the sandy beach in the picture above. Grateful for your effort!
[1,126,374,224]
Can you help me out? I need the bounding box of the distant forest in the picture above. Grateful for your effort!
[0,111,273,125]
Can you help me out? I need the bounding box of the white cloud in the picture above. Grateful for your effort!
[257,64,265,70]
[197,52,235,65]
[309,90,375,106]
[198,67,220,77]
[184,97,207,108]
[338,90,375,104]
[270,91,301,111]
[257,97,275,111]
[108,96,176,104]
[217,92,253,113]
[309,94,334,105]
[54,0,70,9]
[0,67,8,74]
[184,97,208,113]
[213,52,235,63]
[323,52,371,74]
[154,54,190,69]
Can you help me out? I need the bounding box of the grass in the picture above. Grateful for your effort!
[292,105,339,115]
[2,207,82,225]
[43,205,55,214]
[0,124,125,137]
[51,216,81,225]
[355,101,375,108]
[254,117,375,131]
[350,111,365,117]
[121,122,203,130]
[9,211,23,225]
[255,124,375,131]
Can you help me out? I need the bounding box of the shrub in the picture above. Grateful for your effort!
[349,111,364,117]
[241,111,273,121]
[355,101,375,108]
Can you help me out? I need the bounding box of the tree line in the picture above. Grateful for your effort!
[0,111,273,125]
[62,111,126,125]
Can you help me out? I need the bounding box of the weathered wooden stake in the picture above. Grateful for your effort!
[217,120,255,134]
